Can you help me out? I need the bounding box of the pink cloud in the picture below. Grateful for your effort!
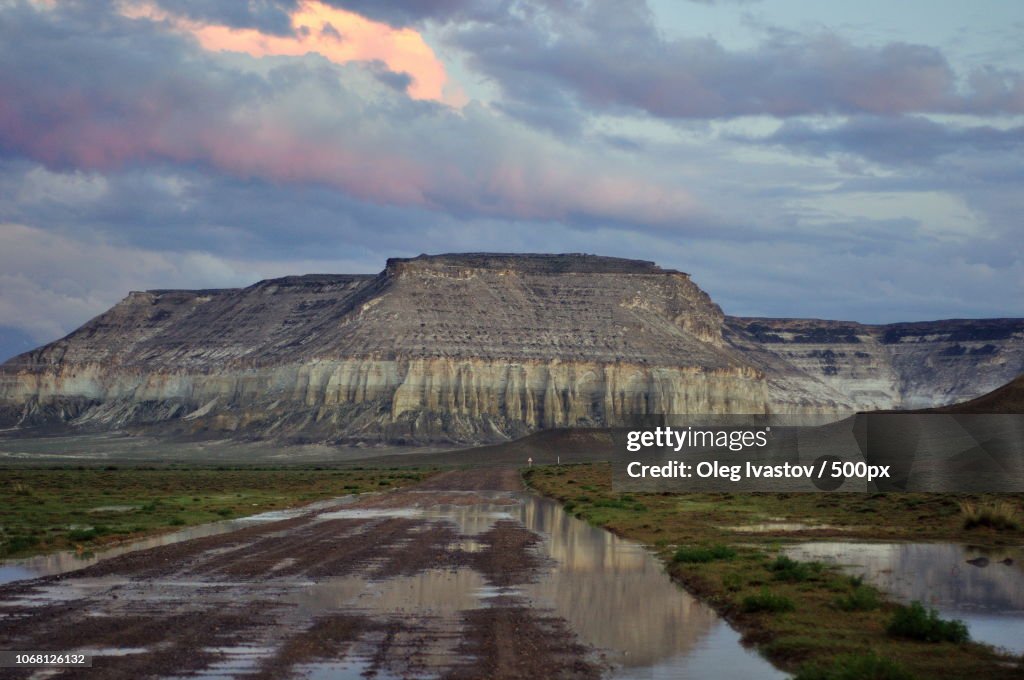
[120,0,463,104]
[0,2,701,229]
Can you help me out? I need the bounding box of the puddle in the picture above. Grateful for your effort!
[87,505,140,514]
[316,506,516,531]
[292,495,785,679]
[725,522,842,533]
[785,541,1024,654]
[2,491,786,679]
[0,498,351,586]
[514,495,785,677]
[301,657,401,680]
[78,647,149,656]
[295,569,491,614]
[170,646,276,679]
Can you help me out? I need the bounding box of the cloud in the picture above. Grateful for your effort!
[0,1,701,231]
[124,0,455,102]
[438,0,1024,121]
[148,0,296,35]
[748,116,1024,165]
[0,0,1021,338]
[0,222,379,343]
[316,0,501,27]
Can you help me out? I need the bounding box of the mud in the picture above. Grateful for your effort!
[0,467,600,680]
[249,614,371,680]
[412,468,523,492]
[0,466,788,679]
[444,599,603,680]
[472,521,547,587]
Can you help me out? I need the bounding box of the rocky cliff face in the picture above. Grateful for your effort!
[725,317,1024,412]
[1,253,1021,444]
[0,254,766,444]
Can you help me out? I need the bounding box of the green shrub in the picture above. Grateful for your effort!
[769,555,824,582]
[833,585,881,612]
[168,517,186,526]
[959,501,1020,531]
[674,544,737,564]
[2,535,40,555]
[795,652,915,680]
[742,589,795,613]
[886,602,969,643]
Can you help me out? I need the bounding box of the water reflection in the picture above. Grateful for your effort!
[290,494,785,678]
[1,492,787,678]
[786,542,1024,654]
[519,496,716,668]
[519,494,785,677]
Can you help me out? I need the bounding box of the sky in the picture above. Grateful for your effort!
[1,0,1022,357]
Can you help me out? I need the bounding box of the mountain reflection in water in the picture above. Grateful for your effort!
[786,541,1024,654]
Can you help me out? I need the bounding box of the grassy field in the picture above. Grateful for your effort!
[0,466,437,558]
[525,462,1024,680]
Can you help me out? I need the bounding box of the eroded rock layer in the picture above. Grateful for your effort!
[1,253,1021,444]
[725,317,1024,411]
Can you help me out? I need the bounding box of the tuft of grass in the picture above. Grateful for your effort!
[673,544,737,564]
[886,602,969,643]
[742,589,795,613]
[769,555,824,582]
[794,652,915,680]
[958,500,1020,531]
[10,482,32,496]
[2,534,40,554]
[722,572,744,592]
[833,585,881,612]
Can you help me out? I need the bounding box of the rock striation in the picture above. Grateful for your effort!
[1,253,1021,444]
[725,317,1024,412]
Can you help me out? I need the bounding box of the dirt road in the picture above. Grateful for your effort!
[0,467,603,679]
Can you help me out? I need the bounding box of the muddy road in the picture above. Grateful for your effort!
[0,467,780,679]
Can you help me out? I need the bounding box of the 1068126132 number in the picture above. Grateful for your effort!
[0,652,92,667]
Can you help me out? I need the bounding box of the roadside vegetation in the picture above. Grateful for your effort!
[0,466,437,558]
[524,462,1024,680]
[959,500,1021,531]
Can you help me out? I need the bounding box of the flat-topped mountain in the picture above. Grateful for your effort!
[1,253,1021,444]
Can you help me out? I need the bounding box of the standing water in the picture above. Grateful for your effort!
[0,491,787,678]
[786,542,1024,655]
